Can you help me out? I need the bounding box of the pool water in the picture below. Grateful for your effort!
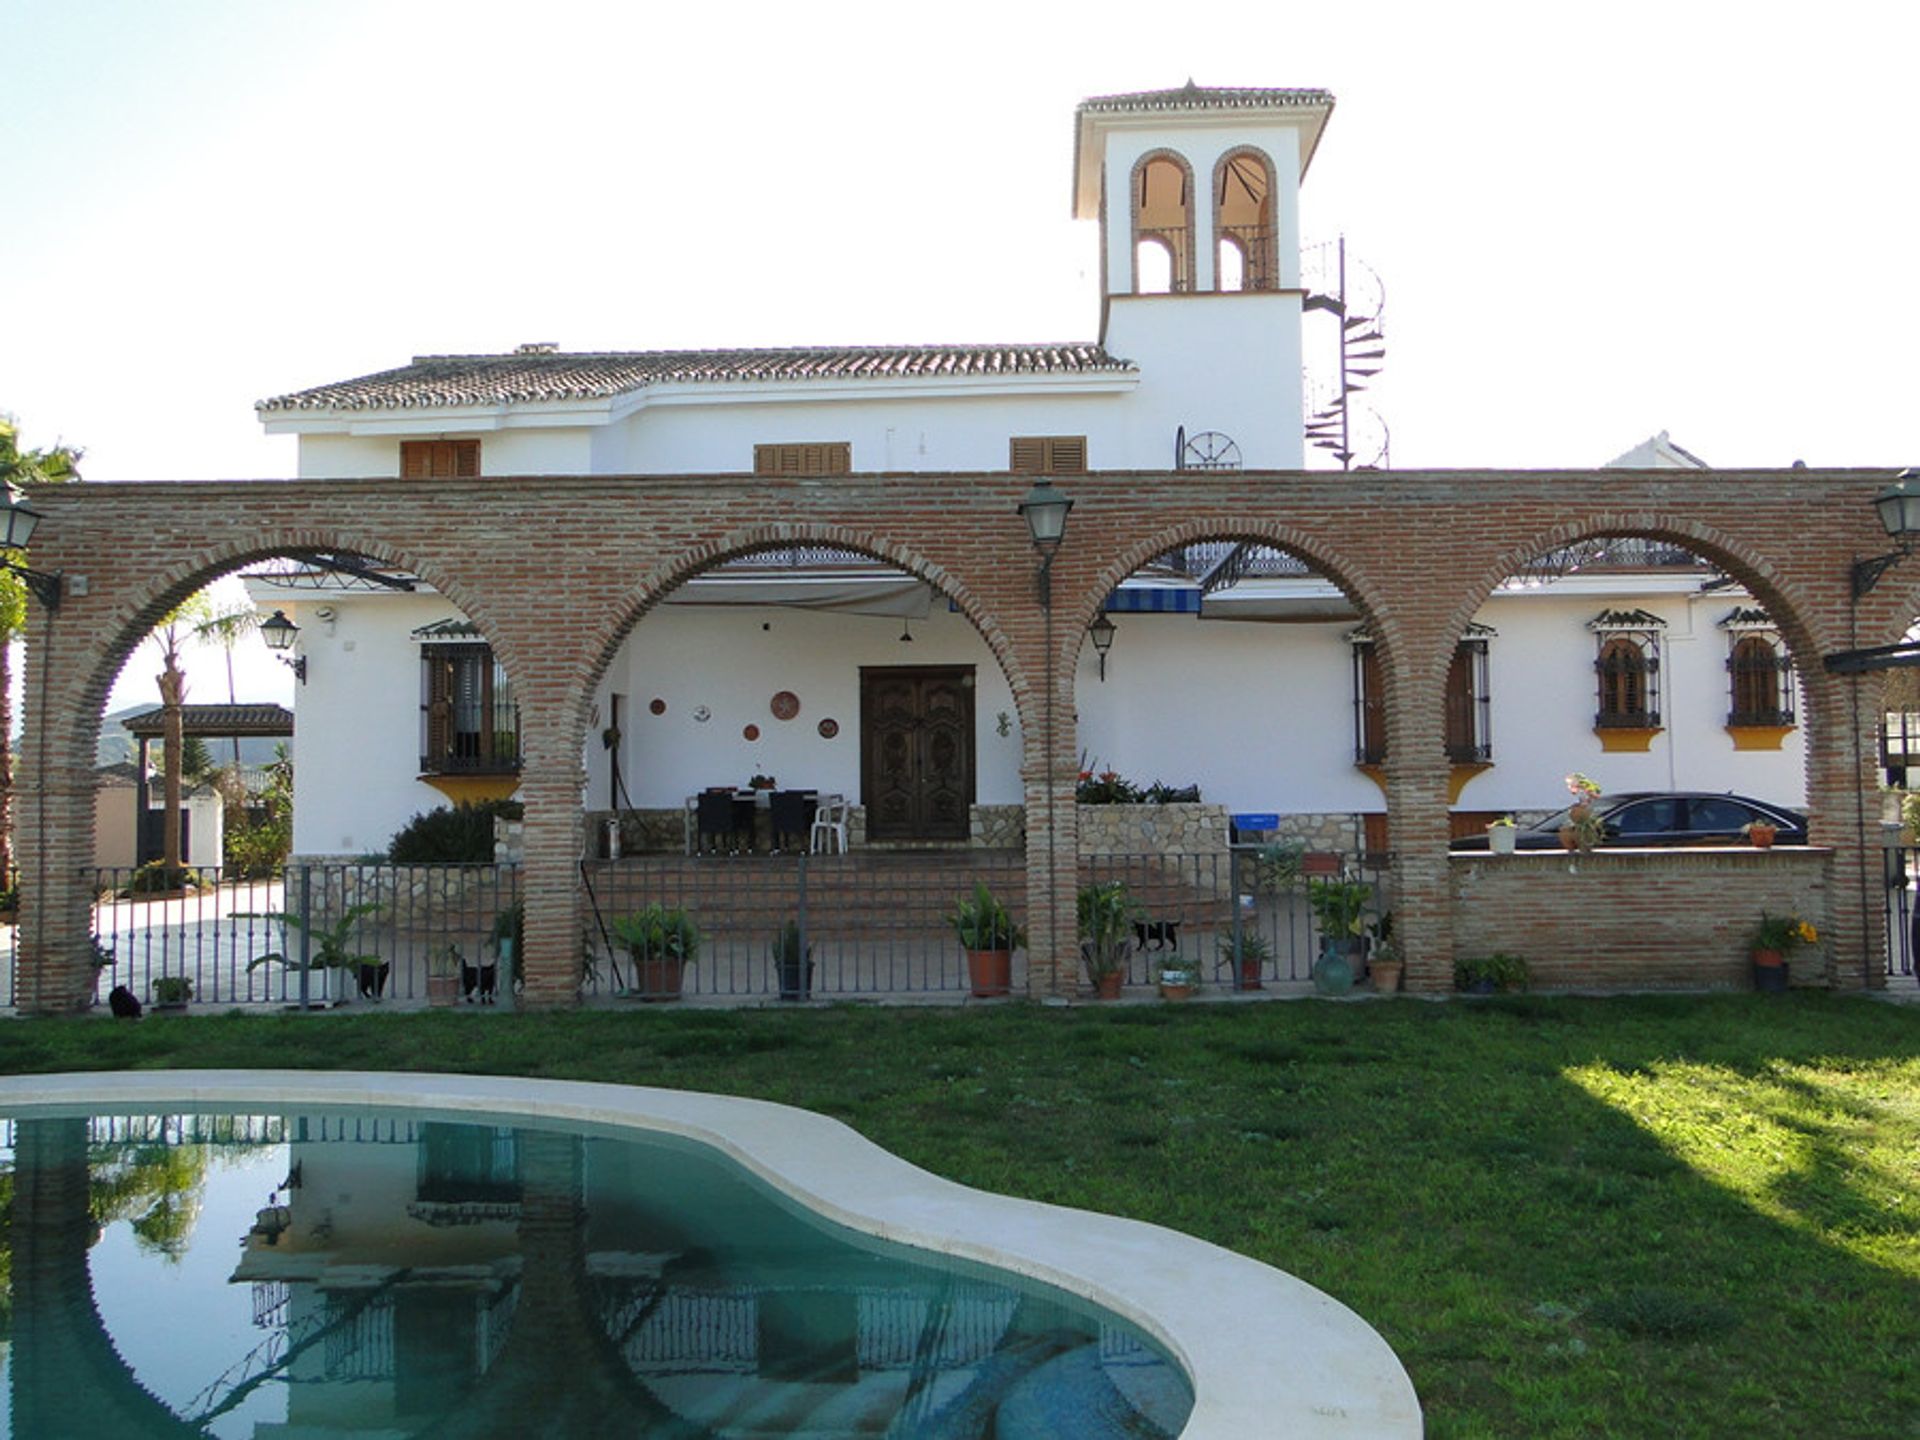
[0,1108,1193,1438]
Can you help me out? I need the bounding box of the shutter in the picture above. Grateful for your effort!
[1359,644,1385,761]
[1444,645,1474,756]
[453,440,480,477]
[401,441,431,479]
[755,443,852,477]
[422,648,453,768]
[1009,437,1046,474]
[824,442,851,474]
[1048,436,1087,473]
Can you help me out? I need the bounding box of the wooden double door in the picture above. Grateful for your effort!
[860,666,975,842]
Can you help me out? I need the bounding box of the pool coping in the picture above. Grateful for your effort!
[0,1069,1423,1438]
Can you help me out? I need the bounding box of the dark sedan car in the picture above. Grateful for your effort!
[1449,792,1808,851]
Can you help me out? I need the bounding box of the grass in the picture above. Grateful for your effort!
[5,992,1919,1437]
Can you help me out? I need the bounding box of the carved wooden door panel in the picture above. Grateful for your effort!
[860,667,975,841]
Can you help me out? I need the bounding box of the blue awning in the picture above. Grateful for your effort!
[1104,587,1201,615]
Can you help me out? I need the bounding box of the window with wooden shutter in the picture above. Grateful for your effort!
[1009,436,1088,474]
[1728,633,1794,727]
[1596,637,1655,727]
[1353,632,1491,765]
[753,442,852,477]
[401,440,481,479]
[419,643,519,775]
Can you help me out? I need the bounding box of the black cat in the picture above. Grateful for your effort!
[108,985,143,1019]
[461,961,497,1004]
[355,962,391,999]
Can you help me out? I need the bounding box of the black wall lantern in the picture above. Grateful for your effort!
[259,609,307,682]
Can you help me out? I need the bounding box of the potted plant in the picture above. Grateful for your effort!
[1156,954,1199,1000]
[1751,910,1816,992]
[946,881,1024,997]
[610,904,700,1001]
[748,772,778,791]
[244,901,385,1006]
[770,917,813,1001]
[1368,912,1401,993]
[1560,773,1605,853]
[1307,873,1371,993]
[1454,951,1530,994]
[1077,880,1139,999]
[151,974,193,1010]
[1486,815,1518,856]
[1216,929,1272,991]
[426,944,463,1007]
[1743,820,1778,849]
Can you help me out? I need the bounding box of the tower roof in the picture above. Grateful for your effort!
[1072,82,1336,217]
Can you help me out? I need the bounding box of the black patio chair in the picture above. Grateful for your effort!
[769,790,816,852]
[697,791,750,854]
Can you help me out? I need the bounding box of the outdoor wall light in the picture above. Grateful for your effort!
[258,609,307,683]
[0,485,62,610]
[1088,612,1117,680]
[1853,468,1920,598]
[1018,478,1074,607]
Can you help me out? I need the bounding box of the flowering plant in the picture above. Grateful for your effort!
[1752,911,1818,952]
[1565,773,1603,803]
[1487,815,1516,830]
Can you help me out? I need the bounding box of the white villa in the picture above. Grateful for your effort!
[244,86,1804,862]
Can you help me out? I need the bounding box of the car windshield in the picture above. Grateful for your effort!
[1531,806,1577,831]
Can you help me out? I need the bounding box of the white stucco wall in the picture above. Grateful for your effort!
[1073,583,1808,819]
[591,602,1026,809]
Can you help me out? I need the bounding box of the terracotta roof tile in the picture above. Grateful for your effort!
[258,343,1134,413]
[1077,83,1336,114]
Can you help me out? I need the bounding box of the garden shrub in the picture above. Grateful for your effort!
[386,800,524,864]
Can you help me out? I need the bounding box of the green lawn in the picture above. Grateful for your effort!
[5,993,1918,1438]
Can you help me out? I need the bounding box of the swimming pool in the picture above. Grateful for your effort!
[0,1072,1421,1438]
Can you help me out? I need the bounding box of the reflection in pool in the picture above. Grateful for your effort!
[0,1110,1193,1437]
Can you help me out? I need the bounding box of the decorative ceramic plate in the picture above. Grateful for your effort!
[650,698,666,716]
[743,724,760,741]
[818,718,839,739]
[692,705,711,723]
[770,690,800,721]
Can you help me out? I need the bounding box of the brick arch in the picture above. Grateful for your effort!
[1455,513,1835,678]
[57,529,516,788]
[565,523,1031,769]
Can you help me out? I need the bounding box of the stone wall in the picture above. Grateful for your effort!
[1451,847,1833,989]
[1077,802,1231,858]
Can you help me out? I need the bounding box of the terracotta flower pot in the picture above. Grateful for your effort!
[1159,981,1194,1001]
[426,973,461,1007]
[1749,828,1777,849]
[1558,826,1580,851]
[1752,947,1788,992]
[1371,959,1403,993]
[966,949,1012,998]
[1090,968,1124,1000]
[635,956,686,1001]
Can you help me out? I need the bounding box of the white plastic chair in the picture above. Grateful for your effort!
[809,795,850,854]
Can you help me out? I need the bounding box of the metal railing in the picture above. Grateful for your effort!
[1083,848,1389,989]
[1,847,1402,1011]
[69,863,520,1011]
[580,851,1027,1000]
[1881,841,1920,981]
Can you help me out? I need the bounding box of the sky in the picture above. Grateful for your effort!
[4,0,1917,714]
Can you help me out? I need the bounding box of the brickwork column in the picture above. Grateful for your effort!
[514,757,587,1011]
[1802,666,1886,990]
[1382,638,1456,993]
[1016,582,1079,999]
[15,613,97,1015]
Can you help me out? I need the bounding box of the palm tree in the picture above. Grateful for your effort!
[0,416,82,882]
[147,594,212,877]
[191,601,262,772]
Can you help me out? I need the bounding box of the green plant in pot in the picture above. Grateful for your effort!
[150,974,193,1008]
[1076,881,1139,999]
[1217,929,1272,991]
[610,904,700,1001]
[426,943,463,1006]
[946,882,1025,998]
[1751,910,1817,993]
[243,901,385,1006]
[770,917,813,1002]
[1307,874,1371,994]
[1156,954,1200,999]
[1454,951,1530,994]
